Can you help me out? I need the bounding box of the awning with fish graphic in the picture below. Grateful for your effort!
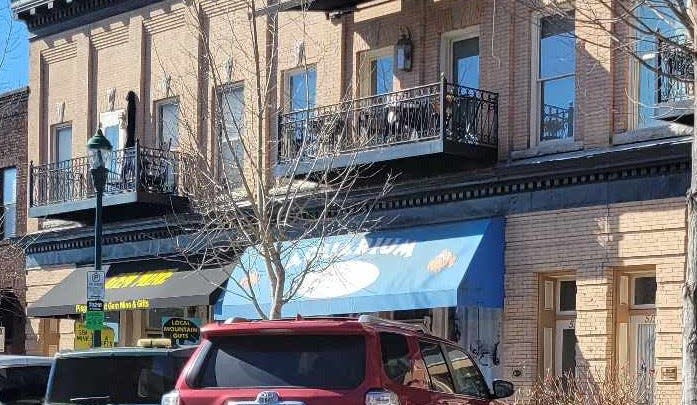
[214,218,505,319]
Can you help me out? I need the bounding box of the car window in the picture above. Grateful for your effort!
[47,354,189,404]
[444,346,489,398]
[196,334,365,389]
[0,365,51,405]
[418,340,455,394]
[379,333,429,389]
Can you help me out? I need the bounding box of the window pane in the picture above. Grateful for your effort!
[379,332,428,389]
[196,335,366,389]
[0,366,51,403]
[418,341,455,394]
[634,276,657,306]
[540,13,575,78]
[104,125,120,151]
[3,168,17,239]
[561,328,576,376]
[56,127,72,162]
[453,38,480,89]
[219,86,245,185]
[541,76,575,141]
[444,346,489,398]
[559,280,576,312]
[289,69,317,111]
[372,56,393,95]
[159,102,179,148]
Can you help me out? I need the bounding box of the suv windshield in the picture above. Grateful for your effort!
[0,365,51,405]
[46,354,189,404]
[195,335,365,390]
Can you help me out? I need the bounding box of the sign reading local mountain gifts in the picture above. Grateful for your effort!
[162,317,201,344]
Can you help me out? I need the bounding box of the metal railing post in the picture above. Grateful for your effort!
[439,73,446,140]
[134,139,140,192]
[28,161,34,207]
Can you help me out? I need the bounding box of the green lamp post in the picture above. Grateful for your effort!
[86,127,112,348]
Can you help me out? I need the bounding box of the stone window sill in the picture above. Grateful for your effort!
[510,139,583,160]
[613,123,692,146]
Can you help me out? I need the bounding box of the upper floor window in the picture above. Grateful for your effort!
[2,167,16,239]
[54,126,72,164]
[634,6,685,129]
[218,84,245,186]
[101,111,124,151]
[157,99,180,149]
[360,48,394,96]
[288,68,317,112]
[536,11,575,142]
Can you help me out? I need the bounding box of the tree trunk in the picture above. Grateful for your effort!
[682,13,697,403]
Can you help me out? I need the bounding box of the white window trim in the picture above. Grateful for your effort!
[100,110,126,151]
[284,65,317,112]
[630,273,657,310]
[556,277,577,316]
[440,25,480,85]
[358,47,394,97]
[530,10,576,148]
[155,98,180,149]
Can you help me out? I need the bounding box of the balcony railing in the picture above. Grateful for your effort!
[541,103,574,141]
[657,35,694,103]
[30,142,183,208]
[277,79,498,165]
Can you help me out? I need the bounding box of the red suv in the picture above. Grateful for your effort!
[165,315,514,405]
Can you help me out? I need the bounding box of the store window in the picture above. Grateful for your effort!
[534,11,576,142]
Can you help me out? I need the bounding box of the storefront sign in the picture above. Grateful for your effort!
[76,299,150,313]
[87,270,106,301]
[85,311,105,331]
[105,270,175,289]
[74,322,115,349]
[162,317,201,344]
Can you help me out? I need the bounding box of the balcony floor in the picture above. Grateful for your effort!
[655,99,694,126]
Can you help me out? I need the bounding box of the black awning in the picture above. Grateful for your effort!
[27,261,230,317]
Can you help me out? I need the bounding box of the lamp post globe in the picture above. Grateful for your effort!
[86,126,112,349]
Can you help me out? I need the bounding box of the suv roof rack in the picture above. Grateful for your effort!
[357,314,429,334]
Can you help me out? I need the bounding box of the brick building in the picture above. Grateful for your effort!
[10,0,693,402]
[0,87,29,354]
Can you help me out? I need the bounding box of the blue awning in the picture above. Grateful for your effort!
[215,218,504,320]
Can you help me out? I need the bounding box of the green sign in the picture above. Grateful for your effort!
[85,310,105,331]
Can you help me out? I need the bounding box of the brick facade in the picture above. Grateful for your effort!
[0,88,29,354]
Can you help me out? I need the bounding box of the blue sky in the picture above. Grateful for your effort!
[0,0,28,93]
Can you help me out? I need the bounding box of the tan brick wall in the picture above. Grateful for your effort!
[504,198,685,404]
[25,267,75,355]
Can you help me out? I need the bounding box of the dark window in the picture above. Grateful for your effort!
[196,335,365,389]
[444,346,489,398]
[418,341,455,394]
[558,280,576,312]
[0,365,51,404]
[47,354,190,404]
[634,276,657,306]
[561,329,577,376]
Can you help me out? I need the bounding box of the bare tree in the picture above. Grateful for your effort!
[154,0,393,320]
[513,0,695,402]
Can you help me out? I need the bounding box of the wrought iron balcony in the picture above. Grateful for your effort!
[656,35,694,124]
[29,142,189,222]
[276,79,498,176]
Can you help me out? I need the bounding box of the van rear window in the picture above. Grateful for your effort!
[196,335,365,389]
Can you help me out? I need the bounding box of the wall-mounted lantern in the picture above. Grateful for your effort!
[394,27,413,72]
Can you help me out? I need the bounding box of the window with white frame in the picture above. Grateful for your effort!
[2,167,16,239]
[156,99,179,149]
[218,84,245,187]
[360,48,394,96]
[54,126,72,163]
[287,68,317,112]
[534,11,575,143]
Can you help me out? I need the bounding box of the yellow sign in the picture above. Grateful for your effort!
[105,270,175,289]
[74,322,115,349]
[76,299,150,314]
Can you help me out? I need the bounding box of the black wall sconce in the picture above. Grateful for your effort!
[394,27,413,72]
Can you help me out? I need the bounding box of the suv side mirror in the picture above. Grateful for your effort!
[492,380,515,399]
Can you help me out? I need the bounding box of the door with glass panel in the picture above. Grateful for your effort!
[555,319,576,377]
[53,126,73,201]
[450,36,480,139]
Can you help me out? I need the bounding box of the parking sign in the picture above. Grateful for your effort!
[87,270,106,301]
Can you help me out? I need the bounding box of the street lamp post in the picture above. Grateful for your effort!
[86,127,112,348]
